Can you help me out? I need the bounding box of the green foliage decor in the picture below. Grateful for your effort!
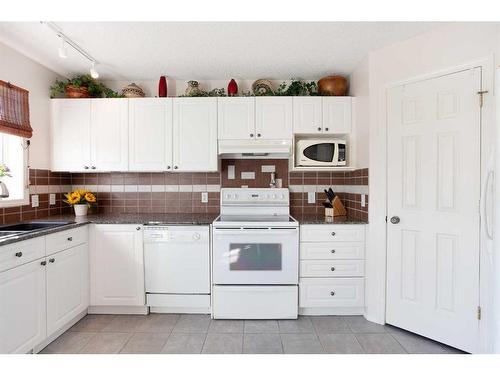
[50,74,122,98]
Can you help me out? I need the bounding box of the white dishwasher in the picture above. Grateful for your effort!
[144,225,211,313]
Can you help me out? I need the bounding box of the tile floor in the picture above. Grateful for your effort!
[40,314,465,354]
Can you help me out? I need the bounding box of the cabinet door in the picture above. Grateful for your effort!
[255,97,292,140]
[173,98,218,171]
[217,97,255,140]
[0,260,46,353]
[90,225,144,306]
[322,97,352,134]
[292,97,323,134]
[51,99,91,172]
[129,98,173,171]
[46,244,89,336]
[90,99,129,171]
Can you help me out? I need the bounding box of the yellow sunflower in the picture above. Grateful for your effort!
[84,192,96,203]
[64,191,81,205]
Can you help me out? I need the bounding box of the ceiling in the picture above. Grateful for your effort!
[0,22,443,81]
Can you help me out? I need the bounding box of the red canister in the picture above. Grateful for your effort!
[158,76,168,97]
[227,79,238,96]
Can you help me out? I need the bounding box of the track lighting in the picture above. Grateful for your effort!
[58,37,67,59]
[90,61,99,79]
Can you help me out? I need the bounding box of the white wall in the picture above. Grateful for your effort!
[0,41,60,169]
[363,22,499,353]
[349,57,369,168]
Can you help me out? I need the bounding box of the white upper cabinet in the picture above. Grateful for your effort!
[255,97,293,140]
[129,98,173,171]
[90,99,129,171]
[46,243,89,336]
[322,97,352,134]
[51,99,91,172]
[293,97,323,134]
[218,97,255,140]
[173,98,218,171]
[90,225,144,307]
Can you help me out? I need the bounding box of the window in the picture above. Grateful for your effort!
[0,133,28,207]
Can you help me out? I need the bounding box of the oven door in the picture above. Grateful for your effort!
[212,227,299,285]
[298,141,339,166]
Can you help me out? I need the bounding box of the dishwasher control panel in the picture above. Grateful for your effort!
[143,226,209,243]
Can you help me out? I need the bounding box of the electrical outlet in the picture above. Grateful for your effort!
[261,165,275,173]
[228,165,235,179]
[308,191,316,204]
[49,193,56,205]
[31,194,39,208]
[201,192,208,203]
[361,194,366,207]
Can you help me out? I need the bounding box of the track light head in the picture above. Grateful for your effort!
[90,61,99,79]
[58,37,67,59]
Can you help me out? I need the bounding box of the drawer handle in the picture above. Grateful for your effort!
[49,258,55,263]
[331,232,336,236]
[330,291,335,296]
[330,249,336,253]
[15,251,23,258]
[330,267,336,272]
[67,236,73,241]
[40,260,47,266]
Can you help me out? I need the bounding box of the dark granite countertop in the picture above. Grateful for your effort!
[293,215,368,225]
[0,213,219,246]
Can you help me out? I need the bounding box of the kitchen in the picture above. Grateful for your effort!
[0,6,499,370]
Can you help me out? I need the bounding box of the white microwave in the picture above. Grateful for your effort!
[296,139,347,167]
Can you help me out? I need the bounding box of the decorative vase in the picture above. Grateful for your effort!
[185,80,200,96]
[74,204,88,216]
[227,79,238,96]
[318,76,348,96]
[158,76,168,97]
[121,83,146,98]
[0,181,9,198]
[65,85,90,98]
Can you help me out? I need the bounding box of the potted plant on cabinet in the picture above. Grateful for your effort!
[64,189,96,216]
[50,74,122,98]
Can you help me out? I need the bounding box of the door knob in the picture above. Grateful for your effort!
[390,216,400,224]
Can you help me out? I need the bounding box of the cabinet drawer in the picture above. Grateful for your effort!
[300,242,364,260]
[0,237,45,273]
[300,225,365,242]
[299,278,364,308]
[300,260,364,277]
[46,226,88,256]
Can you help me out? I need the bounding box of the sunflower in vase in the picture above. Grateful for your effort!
[64,189,96,216]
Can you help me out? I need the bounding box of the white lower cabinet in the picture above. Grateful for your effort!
[90,225,145,308]
[299,224,366,315]
[0,259,47,354]
[46,243,89,336]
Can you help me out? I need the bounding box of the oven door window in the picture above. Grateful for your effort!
[303,143,335,162]
[229,243,282,271]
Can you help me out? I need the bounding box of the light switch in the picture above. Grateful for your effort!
[49,193,56,205]
[31,194,39,208]
[228,165,235,180]
[308,191,316,204]
[361,194,366,207]
[201,192,208,203]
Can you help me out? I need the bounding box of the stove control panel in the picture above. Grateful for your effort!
[221,188,289,205]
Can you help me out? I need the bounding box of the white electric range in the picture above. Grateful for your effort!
[212,188,299,319]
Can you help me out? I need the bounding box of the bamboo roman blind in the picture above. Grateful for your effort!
[0,80,32,138]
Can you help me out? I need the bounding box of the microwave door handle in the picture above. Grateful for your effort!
[333,142,339,165]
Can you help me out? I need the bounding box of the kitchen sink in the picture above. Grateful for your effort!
[0,221,75,235]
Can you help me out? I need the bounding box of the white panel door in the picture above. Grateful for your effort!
[173,98,218,171]
[51,99,91,171]
[293,97,323,134]
[46,244,89,336]
[90,225,144,306]
[255,97,293,140]
[129,98,173,171]
[0,260,46,353]
[218,97,255,140]
[322,97,352,134]
[90,99,129,171]
[386,68,481,353]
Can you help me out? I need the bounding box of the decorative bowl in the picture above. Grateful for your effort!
[318,76,348,96]
[122,83,145,98]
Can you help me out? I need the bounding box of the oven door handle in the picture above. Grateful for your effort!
[213,228,298,235]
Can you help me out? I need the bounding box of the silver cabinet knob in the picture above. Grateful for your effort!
[330,249,336,253]
[390,216,400,224]
[331,232,336,236]
[325,127,329,131]
[330,291,335,296]
[84,166,89,169]
[174,166,178,170]
[67,237,73,241]
[136,227,141,231]
[49,258,55,263]
[250,133,254,137]
[40,260,47,266]
[257,133,261,137]
[15,252,23,257]
[91,166,96,170]
[317,127,322,131]
[167,166,171,170]
[330,267,335,272]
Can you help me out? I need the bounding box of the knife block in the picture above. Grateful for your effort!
[332,196,347,216]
